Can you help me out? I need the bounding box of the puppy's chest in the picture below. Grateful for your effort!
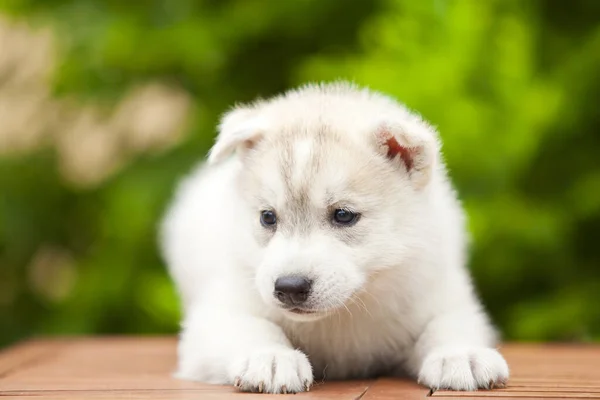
[282,314,415,380]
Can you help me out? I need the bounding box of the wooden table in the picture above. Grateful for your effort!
[0,337,599,399]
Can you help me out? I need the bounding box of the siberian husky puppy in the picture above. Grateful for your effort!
[160,82,509,394]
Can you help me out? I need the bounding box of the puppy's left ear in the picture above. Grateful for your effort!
[207,106,267,164]
[373,119,438,189]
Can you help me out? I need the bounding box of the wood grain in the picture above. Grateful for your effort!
[1,338,599,399]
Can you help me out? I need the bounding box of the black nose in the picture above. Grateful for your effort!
[274,276,312,306]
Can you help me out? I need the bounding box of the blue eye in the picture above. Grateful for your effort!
[332,209,360,226]
[260,210,277,227]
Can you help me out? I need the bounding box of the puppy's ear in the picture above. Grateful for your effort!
[207,107,267,164]
[373,120,438,188]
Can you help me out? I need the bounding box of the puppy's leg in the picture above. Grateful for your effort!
[406,307,509,391]
[177,305,313,394]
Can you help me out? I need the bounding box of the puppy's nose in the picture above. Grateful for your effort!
[274,276,312,306]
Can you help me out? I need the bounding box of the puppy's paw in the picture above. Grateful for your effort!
[230,347,313,394]
[418,347,509,391]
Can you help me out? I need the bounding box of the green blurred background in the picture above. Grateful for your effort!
[1,0,599,348]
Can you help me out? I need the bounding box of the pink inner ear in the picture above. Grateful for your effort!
[385,136,414,171]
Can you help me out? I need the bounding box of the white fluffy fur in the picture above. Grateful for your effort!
[160,82,509,394]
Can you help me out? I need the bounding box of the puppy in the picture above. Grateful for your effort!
[160,82,509,394]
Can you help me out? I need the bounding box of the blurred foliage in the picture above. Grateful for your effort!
[0,0,599,347]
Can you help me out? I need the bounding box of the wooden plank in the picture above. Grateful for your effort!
[0,336,197,391]
[359,378,432,400]
[0,337,372,398]
[432,393,600,399]
[1,339,600,399]
[0,381,372,399]
[0,339,66,378]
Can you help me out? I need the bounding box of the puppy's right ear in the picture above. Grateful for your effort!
[372,119,438,189]
[207,107,267,164]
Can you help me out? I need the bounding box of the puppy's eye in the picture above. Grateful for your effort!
[260,210,277,227]
[332,209,360,226]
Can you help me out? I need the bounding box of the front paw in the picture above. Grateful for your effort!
[418,346,509,391]
[230,346,313,394]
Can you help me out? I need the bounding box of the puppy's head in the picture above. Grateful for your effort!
[209,83,440,321]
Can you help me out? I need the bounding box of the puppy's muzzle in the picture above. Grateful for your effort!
[273,276,312,306]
